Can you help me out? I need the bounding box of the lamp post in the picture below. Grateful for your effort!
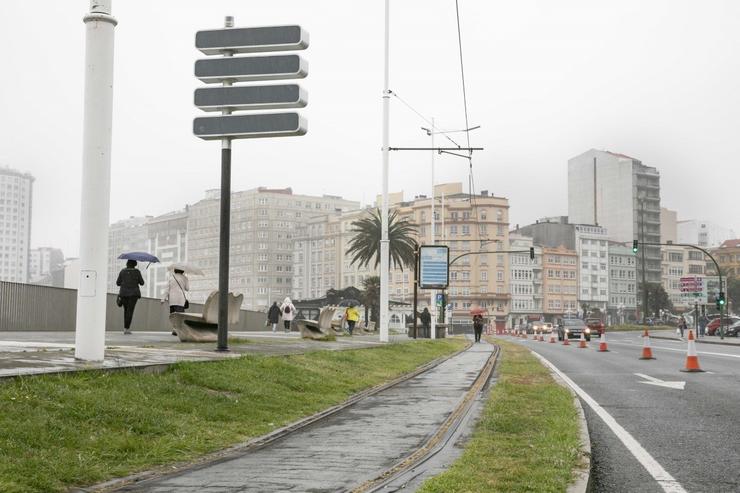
[639,197,648,321]
[379,0,390,343]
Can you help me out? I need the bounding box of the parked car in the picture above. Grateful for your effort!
[585,318,605,336]
[706,316,740,336]
[557,318,591,341]
[543,322,554,333]
[725,320,740,338]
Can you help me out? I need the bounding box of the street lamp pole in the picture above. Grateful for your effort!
[640,198,648,321]
[429,117,436,339]
[379,0,390,343]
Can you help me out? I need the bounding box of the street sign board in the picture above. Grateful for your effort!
[680,276,704,293]
[193,112,307,140]
[419,245,449,289]
[194,84,307,111]
[195,54,307,83]
[196,25,309,55]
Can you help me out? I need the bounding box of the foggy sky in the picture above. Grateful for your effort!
[1,0,739,257]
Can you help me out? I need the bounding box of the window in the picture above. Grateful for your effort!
[462,225,470,235]
[497,270,504,281]
[481,271,488,281]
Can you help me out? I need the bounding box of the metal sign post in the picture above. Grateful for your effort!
[194,20,308,351]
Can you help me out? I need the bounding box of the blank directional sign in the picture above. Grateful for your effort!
[195,54,307,83]
[193,112,307,140]
[196,25,309,55]
[194,84,307,111]
[419,245,450,289]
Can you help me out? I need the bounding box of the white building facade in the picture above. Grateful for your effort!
[677,220,736,249]
[0,166,33,283]
[508,234,542,328]
[575,224,610,312]
[607,242,637,323]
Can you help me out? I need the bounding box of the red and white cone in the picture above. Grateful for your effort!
[563,333,570,346]
[549,332,557,343]
[540,333,545,342]
[681,330,704,372]
[597,332,609,352]
[522,331,528,339]
[578,332,588,348]
[639,328,655,360]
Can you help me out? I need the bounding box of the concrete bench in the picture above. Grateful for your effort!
[170,291,244,342]
[297,306,338,339]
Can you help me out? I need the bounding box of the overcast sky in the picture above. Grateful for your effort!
[2,0,739,257]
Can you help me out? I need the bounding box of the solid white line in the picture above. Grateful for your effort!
[531,351,687,493]
[608,340,740,359]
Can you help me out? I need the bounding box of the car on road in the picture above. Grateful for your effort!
[530,321,554,334]
[706,316,740,336]
[585,318,605,336]
[557,318,591,341]
[724,320,740,337]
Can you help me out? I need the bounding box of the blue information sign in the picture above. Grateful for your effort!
[419,245,449,289]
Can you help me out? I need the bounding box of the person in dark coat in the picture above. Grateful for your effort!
[420,307,432,338]
[267,301,281,333]
[473,314,484,343]
[116,259,144,334]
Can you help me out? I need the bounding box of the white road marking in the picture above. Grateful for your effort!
[608,341,740,359]
[531,351,687,493]
[634,373,686,390]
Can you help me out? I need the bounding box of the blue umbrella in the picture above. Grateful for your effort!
[118,252,160,263]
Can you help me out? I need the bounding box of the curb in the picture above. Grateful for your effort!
[78,339,472,493]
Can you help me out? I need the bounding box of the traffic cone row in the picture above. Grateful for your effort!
[597,332,609,352]
[578,332,588,349]
[639,328,655,360]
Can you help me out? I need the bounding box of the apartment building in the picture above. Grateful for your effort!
[711,239,740,278]
[29,247,65,286]
[0,166,34,283]
[661,245,706,311]
[568,149,661,284]
[107,216,151,293]
[508,234,542,328]
[678,220,736,249]
[542,246,578,321]
[608,242,637,322]
[187,187,358,310]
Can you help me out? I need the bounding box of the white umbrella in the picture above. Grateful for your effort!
[167,262,205,276]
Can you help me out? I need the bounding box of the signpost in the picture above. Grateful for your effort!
[194,20,308,351]
[680,276,707,304]
[419,245,450,290]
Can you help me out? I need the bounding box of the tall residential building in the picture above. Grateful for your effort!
[188,187,359,310]
[107,216,152,293]
[0,166,34,283]
[662,245,706,311]
[568,149,661,284]
[542,246,578,321]
[507,234,542,328]
[660,207,677,244]
[677,220,736,249]
[608,242,637,322]
[516,217,610,313]
[143,210,189,299]
[29,247,65,284]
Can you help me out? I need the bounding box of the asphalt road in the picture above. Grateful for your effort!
[506,331,740,493]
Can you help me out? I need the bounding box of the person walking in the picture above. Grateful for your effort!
[678,315,686,338]
[345,304,360,336]
[162,268,189,335]
[116,259,144,334]
[267,301,281,333]
[420,307,432,338]
[473,314,484,343]
[280,297,296,334]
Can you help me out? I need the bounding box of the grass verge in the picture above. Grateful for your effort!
[418,338,582,493]
[609,324,673,332]
[0,338,465,493]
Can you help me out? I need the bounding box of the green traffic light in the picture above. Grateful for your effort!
[632,240,638,253]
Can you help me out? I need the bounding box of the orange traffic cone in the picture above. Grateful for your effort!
[549,332,557,343]
[522,331,527,339]
[578,332,588,348]
[639,328,655,360]
[597,332,609,352]
[540,333,545,342]
[681,330,704,372]
[562,334,570,346]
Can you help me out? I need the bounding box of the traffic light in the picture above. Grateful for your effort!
[632,240,638,253]
[716,291,726,310]
[529,247,535,260]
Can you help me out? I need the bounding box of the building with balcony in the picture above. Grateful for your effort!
[711,239,740,278]
[508,234,542,328]
[568,149,661,284]
[542,246,578,321]
[608,242,637,323]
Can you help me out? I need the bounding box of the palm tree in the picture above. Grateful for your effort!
[361,275,380,324]
[346,208,417,271]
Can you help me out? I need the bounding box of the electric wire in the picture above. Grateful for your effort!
[389,90,463,149]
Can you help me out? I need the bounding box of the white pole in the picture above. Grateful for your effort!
[429,118,436,339]
[75,0,117,361]
[379,0,390,343]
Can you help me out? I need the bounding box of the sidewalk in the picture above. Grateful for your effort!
[649,329,740,346]
[0,331,398,379]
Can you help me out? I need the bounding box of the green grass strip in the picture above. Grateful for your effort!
[0,338,465,493]
[609,324,673,332]
[418,339,582,493]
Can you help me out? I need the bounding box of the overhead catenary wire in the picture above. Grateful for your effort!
[389,90,464,149]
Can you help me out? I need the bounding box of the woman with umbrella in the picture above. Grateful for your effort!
[116,259,145,334]
[470,307,486,343]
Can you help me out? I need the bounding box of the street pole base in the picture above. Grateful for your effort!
[215,347,231,353]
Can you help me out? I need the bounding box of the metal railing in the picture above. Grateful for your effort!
[0,281,266,332]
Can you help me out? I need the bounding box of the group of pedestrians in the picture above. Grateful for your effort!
[267,298,296,333]
[115,260,191,335]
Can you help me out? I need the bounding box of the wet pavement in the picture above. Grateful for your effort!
[112,340,494,492]
[0,331,400,379]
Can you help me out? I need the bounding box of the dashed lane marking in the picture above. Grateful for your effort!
[531,351,688,493]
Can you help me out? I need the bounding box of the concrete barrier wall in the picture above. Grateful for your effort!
[0,281,266,332]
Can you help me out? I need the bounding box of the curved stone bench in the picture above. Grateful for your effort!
[170,291,244,342]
